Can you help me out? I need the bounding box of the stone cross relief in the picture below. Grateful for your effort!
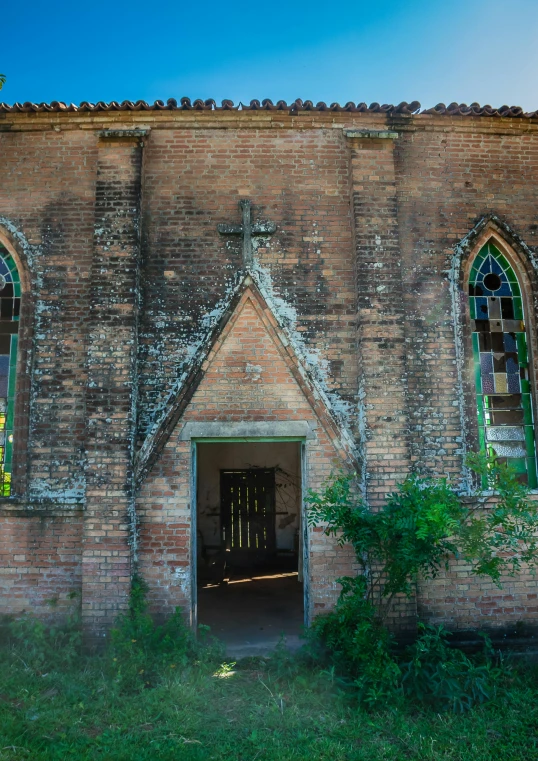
[217,199,276,268]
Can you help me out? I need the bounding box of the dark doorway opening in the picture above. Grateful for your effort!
[196,441,304,656]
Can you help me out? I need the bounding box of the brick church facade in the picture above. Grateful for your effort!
[1,97,538,641]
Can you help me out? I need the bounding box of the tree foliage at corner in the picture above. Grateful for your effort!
[0,74,5,91]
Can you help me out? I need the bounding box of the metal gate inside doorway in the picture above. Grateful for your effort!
[220,468,276,568]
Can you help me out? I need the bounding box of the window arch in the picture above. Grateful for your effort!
[0,243,20,495]
[469,240,536,487]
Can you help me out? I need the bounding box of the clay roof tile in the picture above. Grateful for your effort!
[0,98,537,118]
[422,102,533,117]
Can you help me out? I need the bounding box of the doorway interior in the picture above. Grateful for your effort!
[195,440,304,655]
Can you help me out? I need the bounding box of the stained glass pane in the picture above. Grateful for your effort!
[469,242,536,487]
[0,244,20,496]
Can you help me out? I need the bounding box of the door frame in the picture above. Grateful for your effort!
[189,433,309,631]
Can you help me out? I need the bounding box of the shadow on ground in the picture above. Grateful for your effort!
[198,572,304,657]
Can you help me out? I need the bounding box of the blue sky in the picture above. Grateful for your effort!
[3,0,538,109]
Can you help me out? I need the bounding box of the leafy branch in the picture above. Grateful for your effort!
[306,453,538,621]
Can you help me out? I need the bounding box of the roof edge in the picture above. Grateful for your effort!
[1,98,537,118]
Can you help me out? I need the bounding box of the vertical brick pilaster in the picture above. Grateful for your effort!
[346,130,411,506]
[82,130,146,641]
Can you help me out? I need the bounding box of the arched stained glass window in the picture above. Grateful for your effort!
[0,244,20,496]
[469,241,536,487]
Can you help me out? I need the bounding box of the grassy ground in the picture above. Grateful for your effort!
[0,640,537,761]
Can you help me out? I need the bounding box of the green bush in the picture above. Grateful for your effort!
[109,574,222,691]
[310,576,401,706]
[400,624,502,713]
[5,594,82,672]
[310,606,505,711]
[306,454,537,710]
[2,576,223,693]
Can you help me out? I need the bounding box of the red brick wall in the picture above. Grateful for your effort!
[0,507,82,619]
[395,126,538,479]
[0,128,96,630]
[418,559,538,631]
[394,123,538,630]
[81,132,144,638]
[0,129,97,500]
[0,110,537,635]
[346,132,411,505]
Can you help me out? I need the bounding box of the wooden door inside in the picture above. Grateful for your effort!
[220,468,276,569]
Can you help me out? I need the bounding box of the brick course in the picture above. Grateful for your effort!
[82,132,144,638]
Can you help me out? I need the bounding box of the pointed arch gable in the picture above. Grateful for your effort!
[451,215,538,488]
[135,276,357,485]
[453,214,538,288]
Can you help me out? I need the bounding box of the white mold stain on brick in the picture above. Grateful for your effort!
[250,252,358,459]
[0,217,87,505]
[137,247,359,472]
[448,236,472,493]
